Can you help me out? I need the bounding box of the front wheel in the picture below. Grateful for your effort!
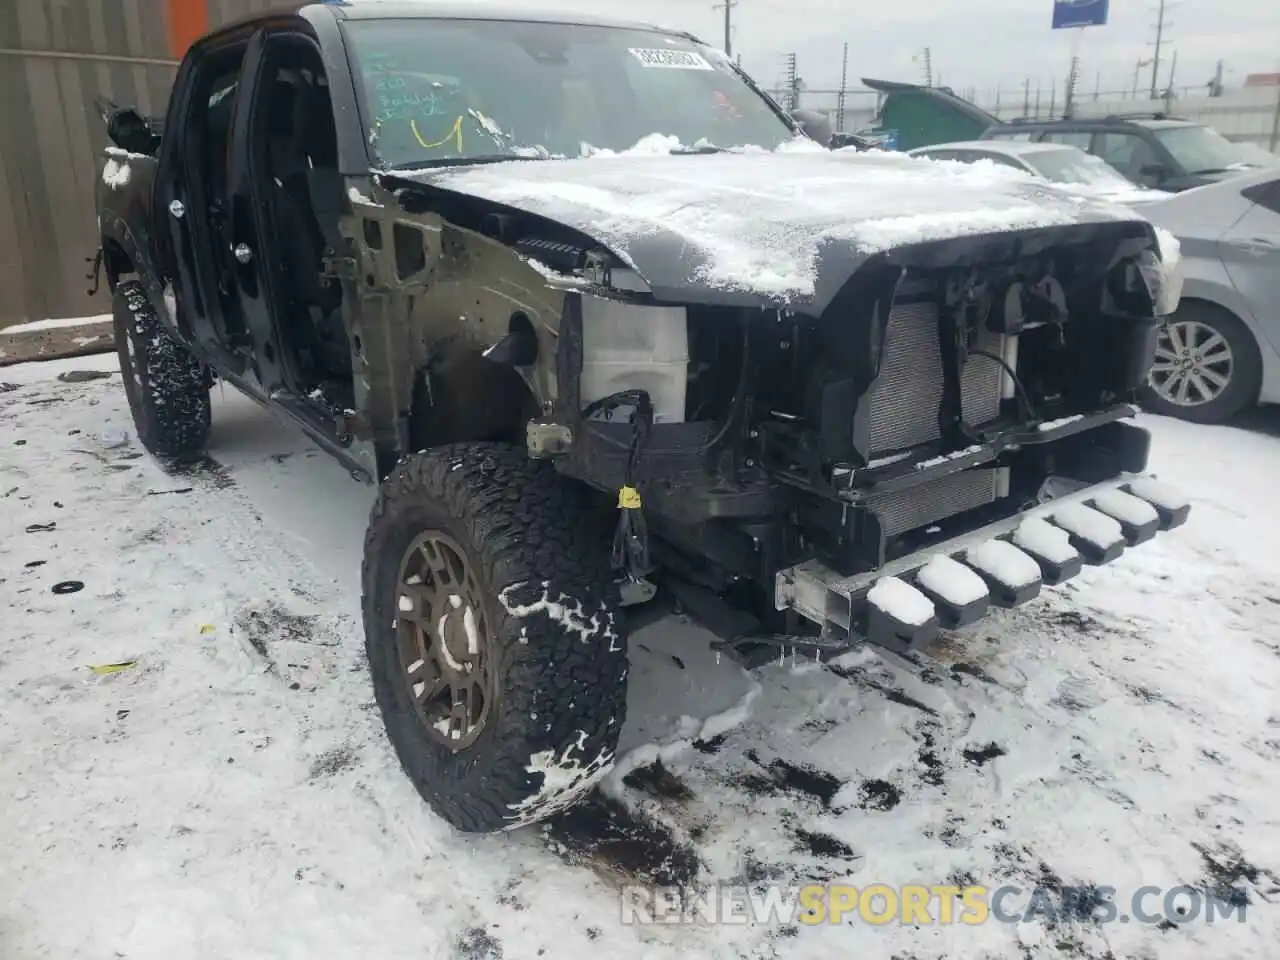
[361,443,629,832]
[1140,302,1262,424]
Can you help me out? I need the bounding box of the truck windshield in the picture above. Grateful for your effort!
[340,18,796,168]
[1151,125,1255,175]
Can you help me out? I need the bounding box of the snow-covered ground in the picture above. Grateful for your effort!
[2,354,1278,960]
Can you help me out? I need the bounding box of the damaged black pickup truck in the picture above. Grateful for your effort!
[94,2,1190,832]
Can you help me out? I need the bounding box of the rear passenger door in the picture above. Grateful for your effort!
[154,30,252,360]
[223,30,292,394]
[1220,178,1280,355]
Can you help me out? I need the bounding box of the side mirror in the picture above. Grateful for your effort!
[106,107,159,156]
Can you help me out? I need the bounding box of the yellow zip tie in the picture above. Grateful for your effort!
[410,115,463,152]
[87,660,137,675]
[618,485,642,510]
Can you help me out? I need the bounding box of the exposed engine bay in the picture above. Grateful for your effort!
[366,152,1187,663]
[530,228,1170,629]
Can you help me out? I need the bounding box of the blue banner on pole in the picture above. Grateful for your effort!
[1052,0,1109,28]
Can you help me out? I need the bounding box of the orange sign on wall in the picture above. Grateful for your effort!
[167,0,209,59]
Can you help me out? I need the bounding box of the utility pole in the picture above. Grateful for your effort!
[1148,0,1172,101]
[1163,48,1178,105]
[1064,56,1080,118]
[1022,77,1031,117]
[1207,59,1224,97]
[836,41,849,131]
[1270,80,1280,151]
[1133,57,1153,99]
[922,47,933,87]
[712,0,738,57]
[783,52,798,111]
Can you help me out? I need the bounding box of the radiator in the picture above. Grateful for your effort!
[860,284,1011,535]
[866,468,1009,538]
[865,293,1007,456]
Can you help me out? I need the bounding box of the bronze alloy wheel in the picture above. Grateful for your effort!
[394,530,495,750]
[362,443,630,832]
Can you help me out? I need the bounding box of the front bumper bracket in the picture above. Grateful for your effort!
[775,473,1190,656]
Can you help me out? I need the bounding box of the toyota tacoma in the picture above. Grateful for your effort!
[93,2,1190,833]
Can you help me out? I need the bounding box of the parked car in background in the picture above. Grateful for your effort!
[1137,170,1280,423]
[906,140,1167,205]
[980,114,1279,193]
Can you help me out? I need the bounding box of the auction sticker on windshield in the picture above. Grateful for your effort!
[628,47,714,70]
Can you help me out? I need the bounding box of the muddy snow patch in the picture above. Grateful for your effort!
[505,742,617,827]
[499,580,619,649]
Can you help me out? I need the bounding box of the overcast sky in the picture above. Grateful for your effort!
[477,0,1279,98]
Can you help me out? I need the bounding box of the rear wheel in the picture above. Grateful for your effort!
[1140,302,1262,424]
[112,281,211,456]
[362,443,628,832]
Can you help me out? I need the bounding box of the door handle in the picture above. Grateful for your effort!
[1235,236,1277,257]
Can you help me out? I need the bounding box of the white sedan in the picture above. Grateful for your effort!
[907,139,1170,206]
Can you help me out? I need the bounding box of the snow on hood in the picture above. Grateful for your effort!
[401,146,1151,310]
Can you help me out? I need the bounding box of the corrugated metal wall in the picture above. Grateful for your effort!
[0,0,277,328]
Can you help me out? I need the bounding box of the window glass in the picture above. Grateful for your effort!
[1024,146,1137,188]
[1094,132,1160,179]
[1153,125,1252,175]
[973,151,1029,171]
[1242,178,1280,215]
[342,19,796,167]
[1039,130,1093,150]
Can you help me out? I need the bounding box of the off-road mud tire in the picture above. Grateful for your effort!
[112,281,211,457]
[362,442,629,833]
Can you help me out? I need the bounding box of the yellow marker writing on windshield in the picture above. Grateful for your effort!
[410,115,463,152]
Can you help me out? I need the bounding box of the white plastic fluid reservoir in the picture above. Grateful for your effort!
[579,296,689,424]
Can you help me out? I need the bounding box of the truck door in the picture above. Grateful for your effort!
[152,29,253,366]
[222,30,292,394]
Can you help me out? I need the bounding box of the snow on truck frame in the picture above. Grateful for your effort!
[92,2,1191,832]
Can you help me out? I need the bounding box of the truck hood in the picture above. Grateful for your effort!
[389,146,1153,313]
